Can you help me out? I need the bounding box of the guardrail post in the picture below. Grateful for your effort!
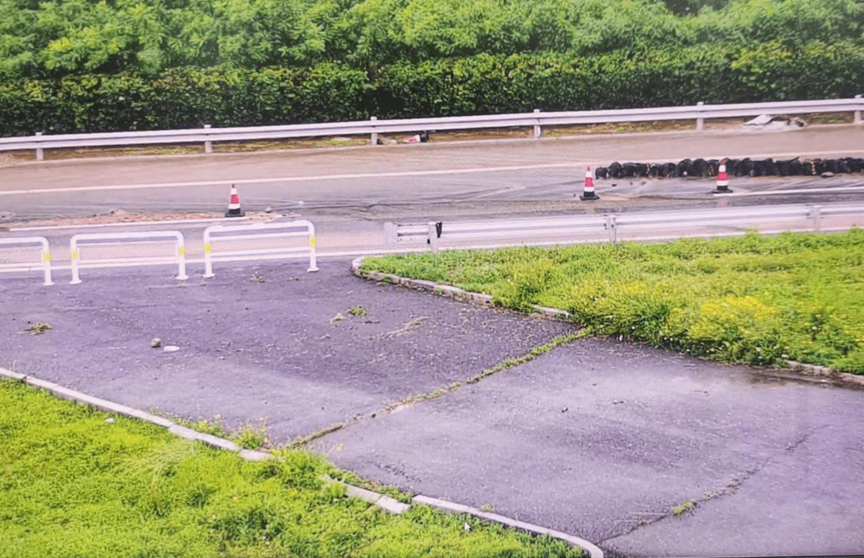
[855,95,862,125]
[371,117,378,146]
[533,109,542,139]
[808,206,822,232]
[203,124,213,154]
[696,102,704,132]
[605,215,617,243]
[35,132,44,161]
[428,221,440,253]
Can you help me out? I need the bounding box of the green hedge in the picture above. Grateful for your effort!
[0,64,371,135]
[2,42,864,136]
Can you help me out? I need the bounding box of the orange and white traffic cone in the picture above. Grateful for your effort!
[713,161,732,194]
[225,184,245,217]
[579,167,599,201]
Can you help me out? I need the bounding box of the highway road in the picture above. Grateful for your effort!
[2,125,863,228]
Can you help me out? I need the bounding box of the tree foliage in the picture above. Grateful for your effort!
[1,0,863,133]
[0,0,862,78]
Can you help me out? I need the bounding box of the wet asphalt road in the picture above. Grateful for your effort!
[2,258,863,557]
[2,125,864,225]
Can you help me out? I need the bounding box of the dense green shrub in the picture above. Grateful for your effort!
[1,0,862,78]
[2,40,863,135]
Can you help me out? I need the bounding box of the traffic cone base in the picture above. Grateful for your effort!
[713,161,732,194]
[580,167,599,201]
[225,184,245,217]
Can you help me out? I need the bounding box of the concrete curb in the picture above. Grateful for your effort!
[412,495,604,558]
[344,485,411,515]
[351,256,571,320]
[351,256,864,388]
[0,366,601,556]
[782,360,864,387]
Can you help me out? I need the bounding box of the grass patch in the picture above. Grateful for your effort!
[361,230,864,374]
[0,379,581,557]
[672,501,696,516]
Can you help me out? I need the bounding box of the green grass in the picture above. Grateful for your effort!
[0,379,582,558]
[361,230,864,374]
[672,501,696,516]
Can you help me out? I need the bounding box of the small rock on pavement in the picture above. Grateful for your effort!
[151,337,162,348]
[164,345,180,352]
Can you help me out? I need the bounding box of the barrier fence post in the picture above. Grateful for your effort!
[0,237,53,285]
[696,102,705,132]
[371,117,378,146]
[40,241,53,286]
[70,240,81,284]
[69,231,187,284]
[201,220,319,277]
[855,95,862,125]
[204,124,213,154]
[308,234,319,272]
[534,109,542,139]
[203,231,214,278]
[176,238,189,280]
[35,132,44,161]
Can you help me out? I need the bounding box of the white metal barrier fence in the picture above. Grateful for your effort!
[3,96,862,160]
[0,236,53,285]
[70,231,188,284]
[388,203,864,253]
[202,220,318,278]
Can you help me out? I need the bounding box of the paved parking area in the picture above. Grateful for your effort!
[2,258,863,557]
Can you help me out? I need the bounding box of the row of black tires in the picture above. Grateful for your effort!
[595,157,864,179]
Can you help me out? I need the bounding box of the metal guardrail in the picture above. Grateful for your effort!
[388,203,864,253]
[202,220,318,278]
[70,231,188,284]
[0,236,53,285]
[2,96,862,160]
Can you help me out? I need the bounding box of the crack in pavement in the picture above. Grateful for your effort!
[286,330,587,449]
[598,468,758,544]
[599,424,828,544]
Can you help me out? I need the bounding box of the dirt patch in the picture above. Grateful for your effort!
[16,210,281,229]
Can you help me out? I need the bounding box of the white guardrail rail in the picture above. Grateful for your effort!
[0,236,53,285]
[1,96,862,160]
[70,231,188,284]
[388,203,864,253]
[203,220,318,278]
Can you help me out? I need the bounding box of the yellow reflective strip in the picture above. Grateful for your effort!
[71,250,78,260]
[44,253,51,262]
[309,236,317,248]
[178,247,186,255]
[204,244,212,253]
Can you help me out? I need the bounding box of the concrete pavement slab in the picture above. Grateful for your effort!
[309,337,864,557]
[0,258,572,442]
